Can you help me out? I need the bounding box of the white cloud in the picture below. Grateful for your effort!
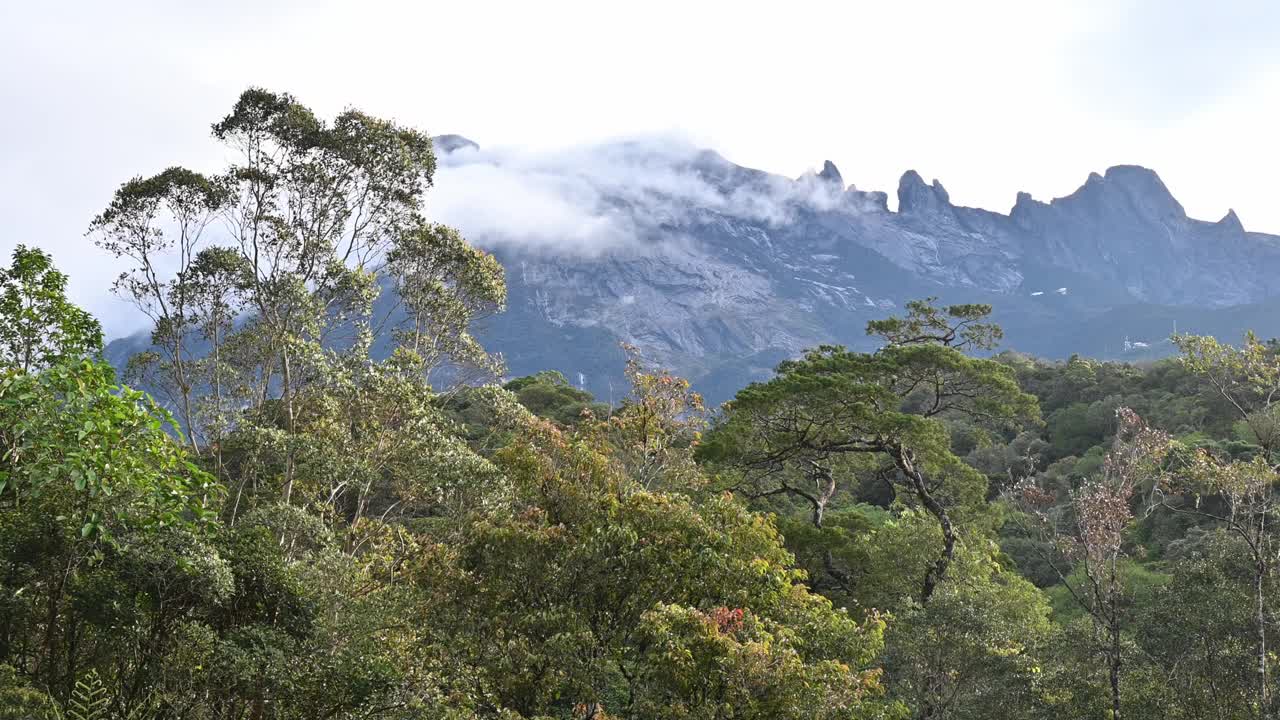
[429,136,854,255]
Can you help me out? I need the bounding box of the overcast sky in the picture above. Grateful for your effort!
[4,0,1279,335]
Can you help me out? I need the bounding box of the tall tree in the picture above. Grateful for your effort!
[94,88,505,504]
[588,344,708,493]
[385,221,506,383]
[0,245,102,372]
[701,300,1036,602]
[1151,332,1280,714]
[91,168,229,450]
[209,91,438,494]
[1015,408,1172,720]
[185,245,252,477]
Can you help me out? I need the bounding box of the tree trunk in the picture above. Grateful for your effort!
[210,323,225,483]
[176,359,199,454]
[1258,556,1269,715]
[280,348,296,504]
[892,445,955,602]
[1110,623,1123,720]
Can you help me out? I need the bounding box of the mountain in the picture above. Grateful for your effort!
[452,139,1280,401]
[106,137,1280,404]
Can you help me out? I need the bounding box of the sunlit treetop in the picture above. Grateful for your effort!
[866,296,1003,351]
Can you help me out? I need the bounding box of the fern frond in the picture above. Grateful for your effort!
[66,670,110,720]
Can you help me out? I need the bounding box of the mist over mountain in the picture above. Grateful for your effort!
[107,135,1280,403]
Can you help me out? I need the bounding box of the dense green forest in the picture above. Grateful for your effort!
[3,90,1279,719]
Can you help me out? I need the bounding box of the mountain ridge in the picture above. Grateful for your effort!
[446,137,1280,400]
[106,136,1280,403]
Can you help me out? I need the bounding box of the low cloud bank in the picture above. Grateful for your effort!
[428,135,855,256]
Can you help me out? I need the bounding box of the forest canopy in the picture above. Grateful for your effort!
[2,89,1278,720]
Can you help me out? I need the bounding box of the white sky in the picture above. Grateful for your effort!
[3,0,1279,334]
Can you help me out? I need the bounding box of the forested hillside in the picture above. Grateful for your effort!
[5,90,1280,720]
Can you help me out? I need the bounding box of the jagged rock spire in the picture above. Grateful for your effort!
[1219,208,1244,232]
[897,170,952,215]
[818,160,843,187]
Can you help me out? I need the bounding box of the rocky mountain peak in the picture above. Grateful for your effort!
[1101,164,1170,194]
[796,160,845,190]
[1009,190,1043,229]
[818,160,844,187]
[931,178,950,203]
[432,134,480,154]
[1219,208,1244,232]
[1055,165,1185,221]
[897,170,952,215]
[852,189,891,213]
[1102,165,1185,217]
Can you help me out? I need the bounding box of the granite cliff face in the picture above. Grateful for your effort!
[106,137,1280,402]
[443,138,1280,400]
[1008,166,1280,307]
